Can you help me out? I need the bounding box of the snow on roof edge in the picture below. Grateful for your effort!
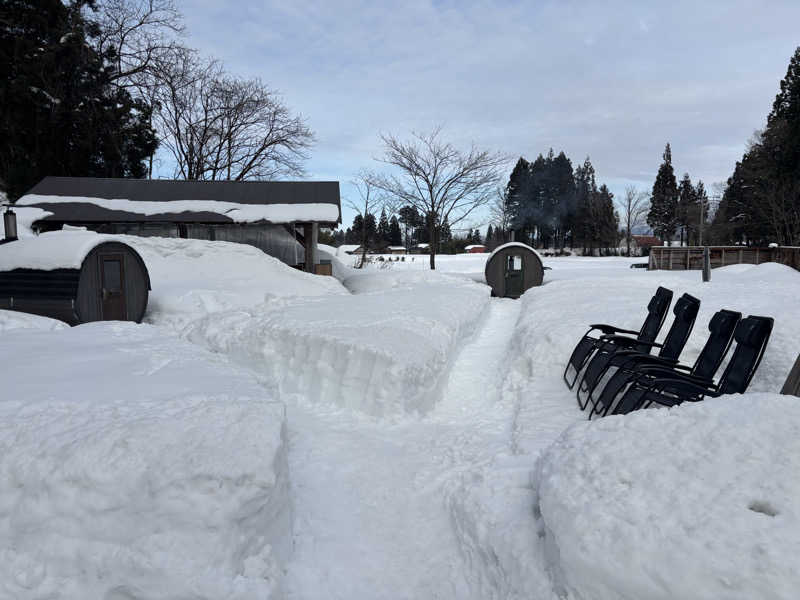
[18,194,341,224]
[0,231,126,271]
[486,241,543,263]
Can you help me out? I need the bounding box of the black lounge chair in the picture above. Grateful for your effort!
[587,309,741,418]
[607,315,773,415]
[563,286,673,390]
[576,293,701,411]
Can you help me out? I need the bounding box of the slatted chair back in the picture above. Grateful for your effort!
[634,286,673,352]
[656,293,701,360]
[690,309,741,379]
[717,316,774,395]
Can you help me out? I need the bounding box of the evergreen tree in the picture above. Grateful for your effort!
[398,205,423,248]
[377,208,390,247]
[439,216,452,247]
[596,184,618,251]
[0,0,157,200]
[351,214,364,244]
[691,180,709,245]
[363,212,378,249]
[711,48,800,246]
[388,215,402,246]
[505,157,532,232]
[573,157,597,254]
[647,143,679,243]
[485,224,494,249]
[676,173,697,245]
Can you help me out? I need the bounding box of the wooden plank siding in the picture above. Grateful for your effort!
[649,246,800,273]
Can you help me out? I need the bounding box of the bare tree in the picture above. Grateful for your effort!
[347,170,385,268]
[370,127,507,269]
[489,185,511,241]
[619,186,650,256]
[94,0,185,87]
[151,50,314,181]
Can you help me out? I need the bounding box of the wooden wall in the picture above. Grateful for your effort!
[649,246,800,272]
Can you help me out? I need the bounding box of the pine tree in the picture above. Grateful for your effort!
[676,173,697,245]
[0,0,157,200]
[388,215,402,246]
[363,213,377,249]
[692,180,709,245]
[505,157,531,233]
[377,208,390,247]
[485,224,494,249]
[647,144,679,243]
[596,184,618,251]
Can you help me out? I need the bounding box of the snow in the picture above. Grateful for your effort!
[18,194,340,224]
[535,394,800,600]
[182,269,490,417]
[0,230,122,271]
[0,322,291,599]
[464,244,485,250]
[333,244,359,257]
[4,235,800,600]
[486,240,541,263]
[0,309,66,332]
[120,235,348,330]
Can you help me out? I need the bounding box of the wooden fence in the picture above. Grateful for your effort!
[649,246,800,272]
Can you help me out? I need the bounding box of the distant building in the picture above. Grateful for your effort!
[16,177,341,274]
[413,243,430,254]
[464,244,487,253]
[621,235,662,256]
[387,246,406,255]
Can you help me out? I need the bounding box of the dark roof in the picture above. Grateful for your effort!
[19,177,341,225]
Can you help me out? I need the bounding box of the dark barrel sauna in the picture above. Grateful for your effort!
[0,233,150,325]
[484,242,544,298]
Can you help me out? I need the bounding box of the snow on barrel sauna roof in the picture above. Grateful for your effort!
[486,241,544,262]
[0,231,124,271]
[17,177,342,225]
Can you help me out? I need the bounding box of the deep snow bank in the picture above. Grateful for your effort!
[185,270,490,416]
[0,309,66,332]
[448,260,800,599]
[117,235,347,330]
[535,394,800,600]
[0,322,291,599]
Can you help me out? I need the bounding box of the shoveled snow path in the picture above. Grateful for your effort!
[284,298,525,599]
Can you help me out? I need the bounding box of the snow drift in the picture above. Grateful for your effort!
[117,235,348,330]
[535,394,800,600]
[184,270,490,416]
[0,322,291,599]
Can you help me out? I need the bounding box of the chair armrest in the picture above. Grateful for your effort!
[600,334,662,349]
[589,324,639,336]
[635,366,714,386]
[649,377,720,399]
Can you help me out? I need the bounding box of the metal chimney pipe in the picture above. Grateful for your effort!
[4,207,18,241]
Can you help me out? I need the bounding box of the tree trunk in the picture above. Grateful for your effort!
[429,220,437,270]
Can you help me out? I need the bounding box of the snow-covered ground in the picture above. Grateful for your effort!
[0,322,290,599]
[2,240,800,600]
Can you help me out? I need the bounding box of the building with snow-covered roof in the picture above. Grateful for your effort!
[464,244,486,253]
[484,242,544,298]
[16,177,342,274]
[0,231,150,324]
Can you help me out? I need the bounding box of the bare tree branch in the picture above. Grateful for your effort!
[347,170,385,268]
[618,185,649,256]
[369,127,507,269]
[150,51,314,181]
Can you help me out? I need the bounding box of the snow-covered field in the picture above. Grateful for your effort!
[2,238,799,600]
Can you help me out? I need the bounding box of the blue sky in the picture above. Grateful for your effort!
[178,0,800,232]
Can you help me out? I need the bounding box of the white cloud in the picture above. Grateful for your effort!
[179,0,800,226]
